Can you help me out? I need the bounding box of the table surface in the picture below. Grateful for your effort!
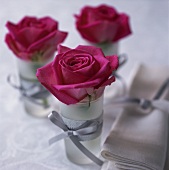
[0,0,168,170]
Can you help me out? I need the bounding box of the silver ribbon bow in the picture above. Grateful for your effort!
[106,77,169,114]
[48,111,104,166]
[113,54,128,95]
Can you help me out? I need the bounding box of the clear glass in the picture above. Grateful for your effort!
[17,58,53,117]
[59,95,103,164]
[96,42,119,56]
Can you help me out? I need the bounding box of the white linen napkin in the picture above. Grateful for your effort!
[101,64,169,170]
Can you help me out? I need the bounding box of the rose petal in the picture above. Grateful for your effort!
[15,27,47,48]
[36,62,58,85]
[95,5,118,20]
[52,78,102,90]
[5,22,19,38]
[52,53,65,85]
[28,30,68,51]
[61,66,89,84]
[106,55,119,70]
[76,45,112,81]
[77,21,119,43]
[76,45,104,57]
[18,16,37,26]
[39,17,58,31]
[100,75,115,87]
[45,85,79,105]
[58,45,71,54]
[5,34,20,56]
[113,14,132,41]
[60,50,100,77]
[75,6,94,25]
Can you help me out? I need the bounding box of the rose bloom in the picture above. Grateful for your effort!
[5,16,68,61]
[36,45,119,105]
[75,4,132,43]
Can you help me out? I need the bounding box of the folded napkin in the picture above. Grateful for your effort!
[101,64,169,170]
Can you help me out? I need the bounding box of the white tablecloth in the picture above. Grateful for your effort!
[0,0,168,170]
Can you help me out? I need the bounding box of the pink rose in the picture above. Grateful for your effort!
[5,16,68,61]
[36,45,119,105]
[75,4,132,43]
